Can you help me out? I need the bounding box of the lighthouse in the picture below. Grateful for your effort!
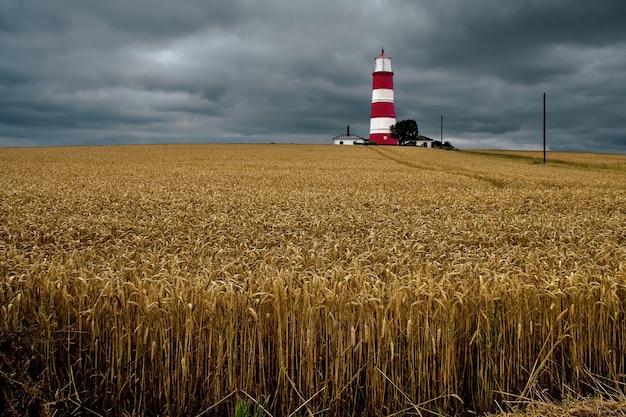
[369,49,397,145]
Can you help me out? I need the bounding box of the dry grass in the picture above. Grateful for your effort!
[1,144,625,416]
[488,397,626,417]
[463,149,626,171]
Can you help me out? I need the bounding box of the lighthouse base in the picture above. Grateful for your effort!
[369,133,398,145]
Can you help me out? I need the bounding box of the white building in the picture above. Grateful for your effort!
[332,125,365,145]
[333,134,365,145]
[416,137,434,147]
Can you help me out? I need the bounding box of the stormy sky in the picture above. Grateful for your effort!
[1,0,625,152]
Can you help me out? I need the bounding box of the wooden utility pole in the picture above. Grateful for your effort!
[440,115,443,148]
[543,93,546,164]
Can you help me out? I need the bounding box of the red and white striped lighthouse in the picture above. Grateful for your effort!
[369,48,397,145]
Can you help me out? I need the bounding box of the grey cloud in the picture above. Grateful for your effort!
[0,0,625,152]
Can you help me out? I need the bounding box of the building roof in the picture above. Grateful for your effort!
[332,134,365,141]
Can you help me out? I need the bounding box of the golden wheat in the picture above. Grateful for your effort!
[1,144,625,416]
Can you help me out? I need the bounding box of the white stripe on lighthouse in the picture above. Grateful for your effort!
[375,58,393,72]
[371,89,394,102]
[370,117,397,133]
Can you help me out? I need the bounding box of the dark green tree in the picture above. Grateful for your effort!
[389,119,419,146]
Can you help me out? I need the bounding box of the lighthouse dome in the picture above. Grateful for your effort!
[374,48,393,73]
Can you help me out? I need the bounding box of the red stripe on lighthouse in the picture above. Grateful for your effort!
[371,102,396,118]
[372,72,394,90]
[369,133,396,145]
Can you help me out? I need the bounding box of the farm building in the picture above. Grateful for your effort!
[332,125,365,145]
[415,136,434,147]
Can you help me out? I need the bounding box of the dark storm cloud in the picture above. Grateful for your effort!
[389,0,626,151]
[0,0,625,152]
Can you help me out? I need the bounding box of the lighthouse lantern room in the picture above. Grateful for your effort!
[369,49,397,145]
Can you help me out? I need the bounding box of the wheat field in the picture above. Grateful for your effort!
[1,144,625,416]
